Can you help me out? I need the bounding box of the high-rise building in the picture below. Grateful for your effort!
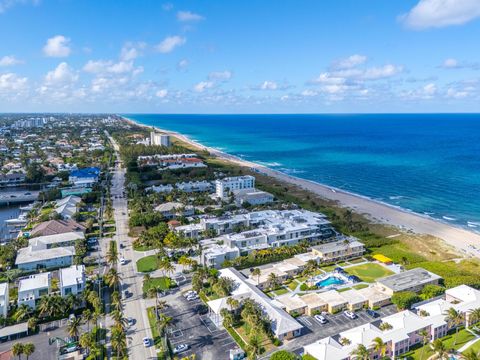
[150,132,171,147]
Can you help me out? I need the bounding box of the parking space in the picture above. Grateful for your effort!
[162,294,238,360]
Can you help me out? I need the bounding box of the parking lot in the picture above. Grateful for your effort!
[162,292,238,360]
[269,304,398,357]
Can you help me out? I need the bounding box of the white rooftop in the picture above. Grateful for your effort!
[59,265,85,289]
[18,273,51,293]
[15,246,75,265]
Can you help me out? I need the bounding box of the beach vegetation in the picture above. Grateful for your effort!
[391,291,420,310]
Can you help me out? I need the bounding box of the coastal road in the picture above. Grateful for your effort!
[109,134,157,359]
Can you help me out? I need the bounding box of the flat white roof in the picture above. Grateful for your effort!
[0,283,7,297]
[18,273,50,292]
[60,265,85,288]
[28,231,84,246]
[15,246,75,265]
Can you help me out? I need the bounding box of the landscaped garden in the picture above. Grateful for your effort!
[136,255,158,272]
[345,263,394,283]
[143,276,173,293]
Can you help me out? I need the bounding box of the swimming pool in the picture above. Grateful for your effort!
[316,275,345,288]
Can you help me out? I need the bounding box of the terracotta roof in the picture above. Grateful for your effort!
[30,219,86,237]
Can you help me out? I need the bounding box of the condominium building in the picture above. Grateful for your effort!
[15,245,75,271]
[0,283,9,317]
[207,268,303,340]
[375,268,442,296]
[150,132,170,147]
[17,273,51,310]
[311,236,365,263]
[215,175,255,199]
[59,265,86,297]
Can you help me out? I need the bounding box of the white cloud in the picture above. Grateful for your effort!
[423,83,437,95]
[260,81,278,90]
[208,70,232,81]
[312,73,347,85]
[177,59,189,71]
[0,0,37,14]
[120,46,138,61]
[177,10,204,22]
[0,55,23,66]
[301,89,318,97]
[446,88,469,99]
[156,36,186,54]
[0,72,27,92]
[45,62,78,84]
[333,54,367,69]
[156,89,168,98]
[83,60,136,75]
[361,64,403,80]
[400,0,480,29]
[442,58,459,68]
[43,35,71,57]
[194,81,214,92]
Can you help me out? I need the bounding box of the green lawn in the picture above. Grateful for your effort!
[136,255,158,272]
[337,287,351,292]
[403,327,475,359]
[463,338,480,355]
[143,277,172,294]
[352,283,370,290]
[287,280,300,291]
[345,263,394,283]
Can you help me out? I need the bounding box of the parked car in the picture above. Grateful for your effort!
[123,290,130,299]
[120,243,126,249]
[173,344,189,354]
[344,310,357,320]
[186,294,198,301]
[314,314,328,324]
[120,257,126,265]
[142,338,151,347]
[195,304,208,315]
[366,309,379,318]
[184,290,197,298]
[127,317,135,327]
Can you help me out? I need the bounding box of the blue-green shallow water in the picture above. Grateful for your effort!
[125,114,480,232]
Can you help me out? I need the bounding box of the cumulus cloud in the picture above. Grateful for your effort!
[208,70,232,81]
[43,35,71,57]
[0,55,23,66]
[156,36,186,53]
[156,89,168,98]
[400,0,480,29]
[177,10,204,22]
[440,58,480,70]
[332,54,367,69]
[301,89,318,97]
[44,62,78,84]
[177,59,189,71]
[194,81,214,92]
[0,72,28,93]
[83,60,135,74]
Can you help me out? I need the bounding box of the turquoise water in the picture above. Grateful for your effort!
[317,276,345,288]
[125,114,480,231]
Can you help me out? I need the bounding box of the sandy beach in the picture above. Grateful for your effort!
[124,117,480,258]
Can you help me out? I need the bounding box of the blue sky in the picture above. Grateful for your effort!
[1,0,480,113]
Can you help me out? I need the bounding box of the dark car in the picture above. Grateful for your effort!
[366,309,379,318]
[195,304,208,315]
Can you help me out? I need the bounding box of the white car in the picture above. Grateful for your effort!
[344,310,357,320]
[120,258,126,265]
[186,294,198,301]
[173,344,189,354]
[142,337,150,347]
[184,290,197,298]
[314,314,328,324]
[127,317,134,327]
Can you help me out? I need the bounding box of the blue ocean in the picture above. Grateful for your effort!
[126,114,480,231]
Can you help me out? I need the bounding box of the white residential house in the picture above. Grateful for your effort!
[54,195,81,219]
[154,202,195,219]
[215,175,255,199]
[17,273,51,310]
[59,265,86,297]
[15,245,75,271]
[0,283,9,317]
[28,232,84,249]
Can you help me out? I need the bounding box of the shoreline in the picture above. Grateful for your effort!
[122,115,480,258]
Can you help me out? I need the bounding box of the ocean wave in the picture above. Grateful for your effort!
[280,168,306,175]
[389,195,404,200]
[442,216,457,221]
[256,161,283,167]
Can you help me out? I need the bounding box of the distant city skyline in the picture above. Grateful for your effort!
[1,0,480,113]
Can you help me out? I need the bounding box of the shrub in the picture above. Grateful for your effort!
[391,291,420,310]
[270,350,297,360]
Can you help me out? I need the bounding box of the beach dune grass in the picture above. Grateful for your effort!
[136,255,158,272]
[345,263,394,283]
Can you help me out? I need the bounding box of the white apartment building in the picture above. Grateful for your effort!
[15,245,75,271]
[28,231,84,249]
[59,265,86,297]
[150,132,170,147]
[215,175,255,199]
[304,284,480,360]
[196,209,336,267]
[0,283,9,317]
[17,273,51,310]
[176,180,213,193]
[233,188,274,206]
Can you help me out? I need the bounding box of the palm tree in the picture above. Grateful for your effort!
[67,316,82,340]
[156,312,173,336]
[104,267,121,289]
[340,337,351,346]
[27,317,37,332]
[220,308,234,328]
[418,329,430,360]
[468,307,480,327]
[247,335,261,360]
[14,304,31,322]
[158,257,175,278]
[79,332,94,355]
[226,297,240,312]
[23,343,35,360]
[106,240,118,266]
[251,268,261,285]
[11,343,24,360]
[267,273,280,290]
[82,309,93,332]
[431,339,447,360]
[111,310,128,331]
[371,337,387,358]
[111,326,127,358]
[444,307,464,346]
[463,349,480,360]
[350,344,370,360]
